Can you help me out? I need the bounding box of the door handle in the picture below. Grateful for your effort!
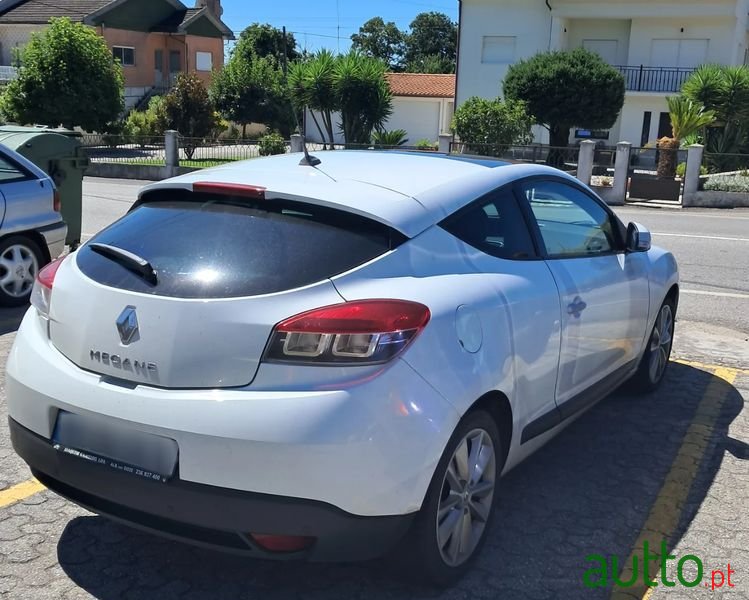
[567,296,587,318]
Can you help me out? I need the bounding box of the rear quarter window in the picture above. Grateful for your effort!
[76,190,404,298]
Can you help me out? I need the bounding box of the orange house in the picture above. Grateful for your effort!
[0,0,234,109]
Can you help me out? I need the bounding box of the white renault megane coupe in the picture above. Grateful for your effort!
[7,151,678,584]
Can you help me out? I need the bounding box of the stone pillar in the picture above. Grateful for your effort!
[165,130,179,177]
[611,141,631,206]
[439,134,453,154]
[577,140,596,186]
[683,144,704,207]
[290,134,304,153]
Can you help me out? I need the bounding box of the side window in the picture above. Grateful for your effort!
[522,180,619,257]
[442,189,536,259]
[0,155,29,183]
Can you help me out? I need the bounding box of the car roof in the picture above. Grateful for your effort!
[140,151,577,237]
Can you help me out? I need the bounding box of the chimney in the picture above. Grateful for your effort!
[195,0,222,18]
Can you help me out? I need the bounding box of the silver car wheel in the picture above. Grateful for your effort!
[0,244,39,299]
[436,427,496,567]
[648,303,673,384]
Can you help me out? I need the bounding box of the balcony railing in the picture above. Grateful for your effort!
[615,65,696,93]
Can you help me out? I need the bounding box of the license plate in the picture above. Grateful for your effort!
[52,411,178,483]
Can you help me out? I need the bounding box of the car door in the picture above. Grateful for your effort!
[517,178,650,410]
[440,185,563,441]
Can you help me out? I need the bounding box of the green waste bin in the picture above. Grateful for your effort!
[0,126,89,248]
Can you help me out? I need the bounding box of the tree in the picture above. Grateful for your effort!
[503,48,625,153]
[162,73,216,158]
[404,12,457,74]
[288,50,339,148]
[682,64,749,170]
[211,55,289,138]
[451,96,534,156]
[233,23,299,67]
[334,53,393,146]
[657,96,715,178]
[351,17,405,71]
[1,17,123,130]
[405,54,455,75]
[289,52,393,148]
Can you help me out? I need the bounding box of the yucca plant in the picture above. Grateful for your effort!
[657,96,715,178]
[287,50,339,149]
[371,128,408,147]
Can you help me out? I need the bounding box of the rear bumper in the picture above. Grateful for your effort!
[38,221,67,258]
[7,309,459,517]
[10,417,414,561]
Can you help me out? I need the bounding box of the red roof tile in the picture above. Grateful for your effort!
[386,73,455,98]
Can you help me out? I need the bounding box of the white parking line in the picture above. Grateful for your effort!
[652,232,749,242]
[681,289,749,299]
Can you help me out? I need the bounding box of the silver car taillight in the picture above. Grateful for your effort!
[263,300,431,365]
[30,257,66,318]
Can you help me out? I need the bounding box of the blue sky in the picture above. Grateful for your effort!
[220,0,459,53]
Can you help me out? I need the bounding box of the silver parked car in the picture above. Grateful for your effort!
[0,143,66,306]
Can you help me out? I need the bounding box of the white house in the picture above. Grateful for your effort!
[305,73,455,146]
[456,0,749,146]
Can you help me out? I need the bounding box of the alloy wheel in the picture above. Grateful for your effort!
[648,304,673,384]
[436,428,496,567]
[0,244,39,299]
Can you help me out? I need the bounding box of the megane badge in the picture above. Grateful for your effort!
[116,306,139,345]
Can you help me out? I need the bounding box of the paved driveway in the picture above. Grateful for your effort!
[0,180,746,599]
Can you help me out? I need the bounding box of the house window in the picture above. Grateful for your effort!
[196,51,213,72]
[481,36,516,64]
[650,39,708,68]
[112,46,135,66]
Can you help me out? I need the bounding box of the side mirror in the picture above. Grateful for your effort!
[626,222,652,252]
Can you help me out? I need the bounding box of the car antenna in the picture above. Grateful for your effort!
[299,135,321,167]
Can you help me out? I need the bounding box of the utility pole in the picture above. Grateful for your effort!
[282,26,288,77]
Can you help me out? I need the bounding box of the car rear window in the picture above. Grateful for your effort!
[76,190,404,299]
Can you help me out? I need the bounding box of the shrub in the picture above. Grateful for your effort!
[258,132,286,156]
[452,96,533,157]
[703,174,749,192]
[676,162,707,178]
[162,73,215,158]
[371,128,408,147]
[503,48,624,150]
[1,17,123,130]
[415,138,438,150]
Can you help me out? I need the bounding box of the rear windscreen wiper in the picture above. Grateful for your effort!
[89,243,158,285]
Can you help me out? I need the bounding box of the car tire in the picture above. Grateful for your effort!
[0,235,45,307]
[631,298,676,393]
[396,409,502,586]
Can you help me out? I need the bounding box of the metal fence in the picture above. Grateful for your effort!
[449,142,580,172]
[702,152,749,174]
[614,65,695,93]
[81,134,294,166]
[178,138,273,163]
[81,134,167,166]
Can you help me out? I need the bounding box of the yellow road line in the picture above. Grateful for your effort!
[674,358,749,375]
[0,478,46,508]
[609,366,738,600]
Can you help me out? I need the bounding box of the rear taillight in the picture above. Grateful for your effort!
[263,300,430,365]
[30,257,66,317]
[53,190,61,212]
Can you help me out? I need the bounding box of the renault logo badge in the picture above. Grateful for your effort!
[116,306,139,345]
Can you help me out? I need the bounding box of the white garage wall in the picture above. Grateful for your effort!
[305,97,452,146]
[385,98,441,145]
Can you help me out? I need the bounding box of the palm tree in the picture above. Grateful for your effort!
[657,96,715,178]
[681,64,749,171]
